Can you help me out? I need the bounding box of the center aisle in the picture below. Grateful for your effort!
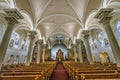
[50,62,70,80]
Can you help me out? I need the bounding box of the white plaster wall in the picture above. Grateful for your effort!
[91,46,116,63]
[3,48,28,65]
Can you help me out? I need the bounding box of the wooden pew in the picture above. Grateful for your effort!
[62,61,120,80]
[0,61,57,80]
[75,73,119,80]
[0,75,43,80]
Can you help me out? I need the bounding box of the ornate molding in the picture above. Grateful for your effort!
[4,9,24,24]
[5,16,18,24]
[82,30,90,39]
[76,39,82,44]
[4,9,24,19]
[95,8,113,25]
[29,31,37,40]
[37,39,43,45]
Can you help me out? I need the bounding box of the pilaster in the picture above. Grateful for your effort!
[72,43,77,62]
[26,31,37,66]
[82,30,94,64]
[95,8,120,67]
[76,39,83,63]
[0,9,23,70]
[36,39,43,64]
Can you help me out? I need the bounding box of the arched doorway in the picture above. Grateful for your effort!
[51,43,68,60]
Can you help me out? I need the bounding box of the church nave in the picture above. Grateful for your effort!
[0,0,120,80]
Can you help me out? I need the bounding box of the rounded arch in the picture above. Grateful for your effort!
[51,43,68,60]
[85,9,98,30]
[110,14,120,46]
[77,9,99,39]
[110,14,120,30]
[36,13,82,28]
[0,1,10,9]
[87,23,104,30]
[36,29,42,39]
[14,23,31,31]
[0,13,7,27]
[101,0,112,8]
[51,40,68,49]
[20,9,34,30]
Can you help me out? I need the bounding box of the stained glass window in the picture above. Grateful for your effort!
[115,20,120,46]
[115,21,120,39]
[9,32,20,49]
[98,32,109,47]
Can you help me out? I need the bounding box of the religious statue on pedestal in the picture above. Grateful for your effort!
[56,49,64,61]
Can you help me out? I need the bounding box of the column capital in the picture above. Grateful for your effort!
[28,31,37,40]
[95,8,113,25]
[43,44,47,48]
[82,30,90,40]
[72,43,76,48]
[76,39,83,44]
[5,17,18,25]
[67,48,71,51]
[37,39,43,45]
[4,9,24,25]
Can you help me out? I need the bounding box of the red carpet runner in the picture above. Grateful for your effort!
[50,62,70,80]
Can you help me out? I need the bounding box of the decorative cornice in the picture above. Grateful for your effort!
[4,9,24,24]
[37,39,43,45]
[4,9,24,19]
[95,8,113,25]
[82,30,90,39]
[76,39,82,44]
[71,43,76,47]
[5,16,18,24]
[95,8,113,19]
[28,31,37,40]
[29,31,37,35]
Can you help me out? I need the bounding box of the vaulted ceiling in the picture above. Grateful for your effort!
[0,0,119,47]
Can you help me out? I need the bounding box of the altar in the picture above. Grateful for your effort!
[56,49,64,61]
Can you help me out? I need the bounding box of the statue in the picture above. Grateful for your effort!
[56,49,64,61]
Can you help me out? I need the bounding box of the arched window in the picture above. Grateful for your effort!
[115,20,120,46]
[97,32,109,47]
[9,32,21,49]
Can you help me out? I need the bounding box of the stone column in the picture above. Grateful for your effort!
[72,44,77,62]
[36,39,43,64]
[95,8,120,67]
[42,44,47,63]
[67,48,71,60]
[16,55,20,64]
[76,39,83,63]
[25,31,37,66]
[0,9,23,70]
[82,30,94,64]
[47,49,51,60]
